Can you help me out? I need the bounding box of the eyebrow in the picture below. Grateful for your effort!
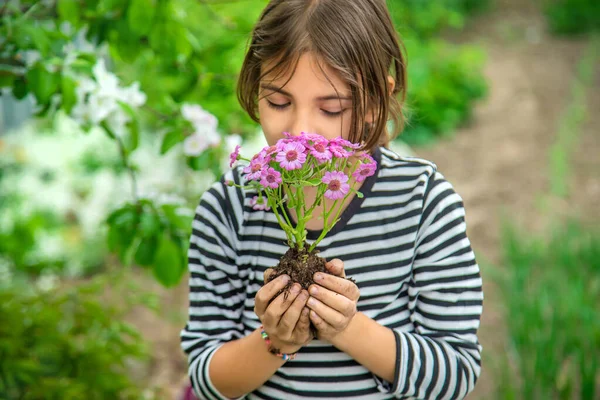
[260,83,352,101]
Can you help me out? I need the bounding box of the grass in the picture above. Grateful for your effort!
[495,222,600,399]
[548,36,599,197]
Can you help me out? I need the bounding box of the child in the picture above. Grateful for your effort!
[180,0,483,399]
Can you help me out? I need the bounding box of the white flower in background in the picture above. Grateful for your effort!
[181,103,218,130]
[181,103,221,156]
[183,133,211,156]
[36,271,59,292]
[17,49,42,68]
[37,232,67,261]
[70,59,146,136]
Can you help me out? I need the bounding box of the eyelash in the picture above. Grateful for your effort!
[266,100,345,117]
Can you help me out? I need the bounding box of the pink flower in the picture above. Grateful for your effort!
[331,136,361,149]
[250,195,270,211]
[301,132,322,140]
[229,145,241,167]
[353,162,377,182]
[330,144,353,158]
[276,142,307,170]
[322,171,350,200]
[260,167,282,189]
[309,138,333,162]
[243,154,267,180]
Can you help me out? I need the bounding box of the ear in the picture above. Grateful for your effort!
[365,75,396,124]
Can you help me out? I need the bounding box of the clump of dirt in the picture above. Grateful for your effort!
[265,245,356,336]
[265,246,327,293]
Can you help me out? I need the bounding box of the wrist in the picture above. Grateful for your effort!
[259,326,300,360]
[330,312,362,349]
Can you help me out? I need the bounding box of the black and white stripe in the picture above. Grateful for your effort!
[181,147,483,400]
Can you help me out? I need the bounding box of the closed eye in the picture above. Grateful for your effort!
[322,109,346,117]
[266,100,290,110]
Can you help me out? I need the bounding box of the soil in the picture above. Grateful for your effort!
[265,246,328,293]
[121,0,600,398]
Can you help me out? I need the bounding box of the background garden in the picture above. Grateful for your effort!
[0,0,598,398]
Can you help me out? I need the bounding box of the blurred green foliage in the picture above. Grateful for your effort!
[497,222,600,399]
[545,0,600,35]
[0,0,491,287]
[0,273,157,400]
[107,199,192,287]
[400,39,487,145]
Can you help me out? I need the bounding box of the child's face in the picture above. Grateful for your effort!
[258,52,353,145]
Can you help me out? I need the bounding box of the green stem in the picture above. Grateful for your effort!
[308,197,339,252]
[295,184,305,249]
[279,186,295,236]
[270,200,294,246]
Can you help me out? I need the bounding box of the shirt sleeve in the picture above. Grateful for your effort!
[376,170,483,399]
[180,176,247,400]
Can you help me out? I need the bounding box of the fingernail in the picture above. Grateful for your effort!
[308,297,316,306]
[281,275,290,284]
[299,291,308,300]
[291,284,300,294]
[314,273,323,281]
[309,286,318,295]
[302,308,309,316]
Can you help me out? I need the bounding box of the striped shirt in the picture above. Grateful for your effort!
[181,147,483,400]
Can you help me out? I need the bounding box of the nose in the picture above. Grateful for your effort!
[288,108,314,137]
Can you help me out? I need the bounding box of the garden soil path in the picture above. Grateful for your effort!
[125,0,600,398]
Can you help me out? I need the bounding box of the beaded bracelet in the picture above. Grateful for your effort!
[259,325,297,361]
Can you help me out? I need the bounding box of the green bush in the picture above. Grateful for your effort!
[388,0,491,39]
[386,1,489,145]
[497,222,600,399]
[545,0,600,35]
[400,39,487,145]
[0,273,156,400]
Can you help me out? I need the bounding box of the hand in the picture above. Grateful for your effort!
[254,270,312,354]
[306,259,360,342]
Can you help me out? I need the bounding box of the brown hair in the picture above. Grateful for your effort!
[237,0,407,151]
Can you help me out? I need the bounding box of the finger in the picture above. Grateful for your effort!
[263,268,276,284]
[254,274,290,316]
[278,289,308,337]
[306,296,346,330]
[295,307,312,343]
[309,284,356,317]
[263,283,301,327]
[325,259,345,277]
[309,309,333,333]
[313,272,359,301]
[296,306,310,332]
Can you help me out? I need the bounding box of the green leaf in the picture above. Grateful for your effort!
[127,0,156,37]
[12,77,28,100]
[0,71,16,88]
[107,223,122,252]
[139,212,161,237]
[152,235,183,287]
[161,204,192,232]
[134,236,158,267]
[119,102,139,153]
[300,179,321,186]
[57,0,81,26]
[25,63,60,105]
[61,75,77,113]
[160,129,185,155]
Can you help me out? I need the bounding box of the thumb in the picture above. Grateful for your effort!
[325,259,345,278]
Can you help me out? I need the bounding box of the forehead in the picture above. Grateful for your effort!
[261,52,350,96]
